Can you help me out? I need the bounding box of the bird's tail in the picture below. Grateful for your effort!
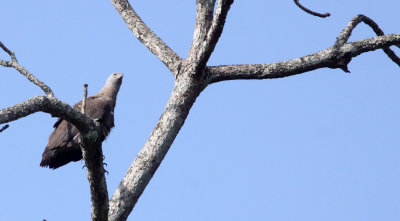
[40,147,82,169]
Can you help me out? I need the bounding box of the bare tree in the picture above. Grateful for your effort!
[1,1,399,220]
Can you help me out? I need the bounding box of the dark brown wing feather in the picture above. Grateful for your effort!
[40,95,114,169]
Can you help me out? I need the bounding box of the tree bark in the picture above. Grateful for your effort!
[81,141,109,221]
[108,72,206,220]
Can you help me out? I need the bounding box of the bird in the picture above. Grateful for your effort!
[40,72,124,169]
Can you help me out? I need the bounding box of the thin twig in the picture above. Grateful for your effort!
[0,41,55,97]
[0,41,17,62]
[334,14,400,67]
[0,124,9,133]
[293,0,330,18]
[81,84,88,114]
[12,62,55,97]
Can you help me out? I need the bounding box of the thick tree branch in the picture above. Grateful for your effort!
[0,42,54,97]
[187,0,216,63]
[106,2,232,220]
[0,96,96,133]
[111,0,183,76]
[334,14,400,67]
[108,75,205,221]
[81,141,109,221]
[187,0,234,74]
[207,34,400,83]
[293,0,330,18]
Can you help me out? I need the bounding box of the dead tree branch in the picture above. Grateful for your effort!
[0,41,17,62]
[111,0,183,76]
[108,3,234,218]
[207,34,400,82]
[0,96,110,221]
[188,0,234,74]
[0,96,96,133]
[81,140,109,221]
[108,5,400,220]
[187,0,216,65]
[293,0,330,18]
[334,14,400,67]
[0,47,109,220]
[2,1,400,220]
[0,42,54,97]
[108,74,204,221]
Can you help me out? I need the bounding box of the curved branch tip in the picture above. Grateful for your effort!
[0,41,17,62]
[0,124,9,133]
[0,41,55,97]
[294,0,331,18]
[334,14,400,67]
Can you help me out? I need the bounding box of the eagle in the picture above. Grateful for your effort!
[40,72,124,169]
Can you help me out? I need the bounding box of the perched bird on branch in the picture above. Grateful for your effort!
[40,73,124,169]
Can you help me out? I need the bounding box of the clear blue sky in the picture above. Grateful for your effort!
[1,1,400,220]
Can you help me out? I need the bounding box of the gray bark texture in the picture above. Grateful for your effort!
[1,1,399,221]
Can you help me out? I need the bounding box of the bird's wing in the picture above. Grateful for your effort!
[44,95,108,149]
[41,95,114,168]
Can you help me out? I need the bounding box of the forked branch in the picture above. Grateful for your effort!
[334,14,400,67]
[187,0,216,63]
[208,14,400,83]
[2,1,399,221]
[208,34,400,82]
[187,0,234,74]
[108,3,400,221]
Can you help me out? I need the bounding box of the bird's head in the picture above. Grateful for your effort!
[105,72,124,89]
